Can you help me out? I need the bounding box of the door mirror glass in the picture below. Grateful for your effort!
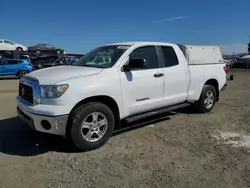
[123,58,147,71]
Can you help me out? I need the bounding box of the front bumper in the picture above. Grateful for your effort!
[17,99,68,136]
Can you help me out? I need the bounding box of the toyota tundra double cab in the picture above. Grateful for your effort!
[16,42,228,151]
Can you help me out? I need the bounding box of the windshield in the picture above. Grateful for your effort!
[72,45,131,68]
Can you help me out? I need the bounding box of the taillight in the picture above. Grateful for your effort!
[223,65,229,73]
[29,63,33,67]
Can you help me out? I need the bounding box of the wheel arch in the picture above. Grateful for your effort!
[16,46,23,50]
[204,78,219,101]
[66,95,121,138]
[16,69,29,76]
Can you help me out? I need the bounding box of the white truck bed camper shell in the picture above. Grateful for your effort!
[177,44,224,65]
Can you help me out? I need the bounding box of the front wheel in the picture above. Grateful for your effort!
[18,70,28,78]
[56,49,63,54]
[16,47,23,52]
[70,102,115,151]
[194,85,217,113]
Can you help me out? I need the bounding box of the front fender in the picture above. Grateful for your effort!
[55,71,124,117]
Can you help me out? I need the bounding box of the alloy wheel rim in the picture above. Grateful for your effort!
[80,112,108,142]
[204,90,214,109]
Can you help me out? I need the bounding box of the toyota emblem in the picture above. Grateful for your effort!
[21,87,25,96]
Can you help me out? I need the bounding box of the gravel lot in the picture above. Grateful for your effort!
[0,69,250,188]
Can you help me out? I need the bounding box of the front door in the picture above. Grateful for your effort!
[120,46,165,117]
[3,40,15,51]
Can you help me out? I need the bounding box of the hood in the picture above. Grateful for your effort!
[25,65,103,85]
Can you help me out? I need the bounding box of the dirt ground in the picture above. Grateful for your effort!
[0,69,250,188]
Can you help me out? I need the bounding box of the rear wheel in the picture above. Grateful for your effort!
[194,85,217,113]
[18,70,28,78]
[70,102,115,151]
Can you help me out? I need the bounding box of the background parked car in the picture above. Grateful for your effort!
[0,39,27,52]
[28,44,64,54]
[31,55,59,69]
[0,58,34,77]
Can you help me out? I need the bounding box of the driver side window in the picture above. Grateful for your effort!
[129,46,159,69]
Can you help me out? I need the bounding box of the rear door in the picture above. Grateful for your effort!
[159,45,190,106]
[3,60,20,75]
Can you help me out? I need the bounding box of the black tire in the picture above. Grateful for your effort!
[16,47,23,52]
[18,70,28,78]
[194,85,217,113]
[56,49,62,54]
[37,63,43,69]
[70,102,115,151]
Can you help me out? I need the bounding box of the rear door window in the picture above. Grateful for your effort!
[7,60,19,65]
[161,46,179,67]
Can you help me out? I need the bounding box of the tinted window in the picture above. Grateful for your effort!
[7,60,19,65]
[37,44,45,48]
[4,40,14,45]
[0,41,3,43]
[130,46,158,69]
[0,60,6,65]
[46,45,53,48]
[161,46,179,67]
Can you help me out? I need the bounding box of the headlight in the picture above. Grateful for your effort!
[40,84,69,98]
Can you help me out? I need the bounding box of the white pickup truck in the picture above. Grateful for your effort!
[16,42,228,151]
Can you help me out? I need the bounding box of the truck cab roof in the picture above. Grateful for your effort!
[108,41,176,46]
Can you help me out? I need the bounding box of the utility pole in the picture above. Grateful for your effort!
[248,35,250,54]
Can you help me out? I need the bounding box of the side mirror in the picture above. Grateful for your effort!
[123,58,147,71]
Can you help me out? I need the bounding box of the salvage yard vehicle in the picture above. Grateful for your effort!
[0,58,34,77]
[16,42,228,151]
[0,39,27,52]
[28,44,64,54]
[31,55,59,69]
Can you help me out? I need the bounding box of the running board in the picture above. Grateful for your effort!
[124,103,190,124]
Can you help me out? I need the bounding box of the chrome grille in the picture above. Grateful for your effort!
[19,77,40,105]
[19,83,33,104]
